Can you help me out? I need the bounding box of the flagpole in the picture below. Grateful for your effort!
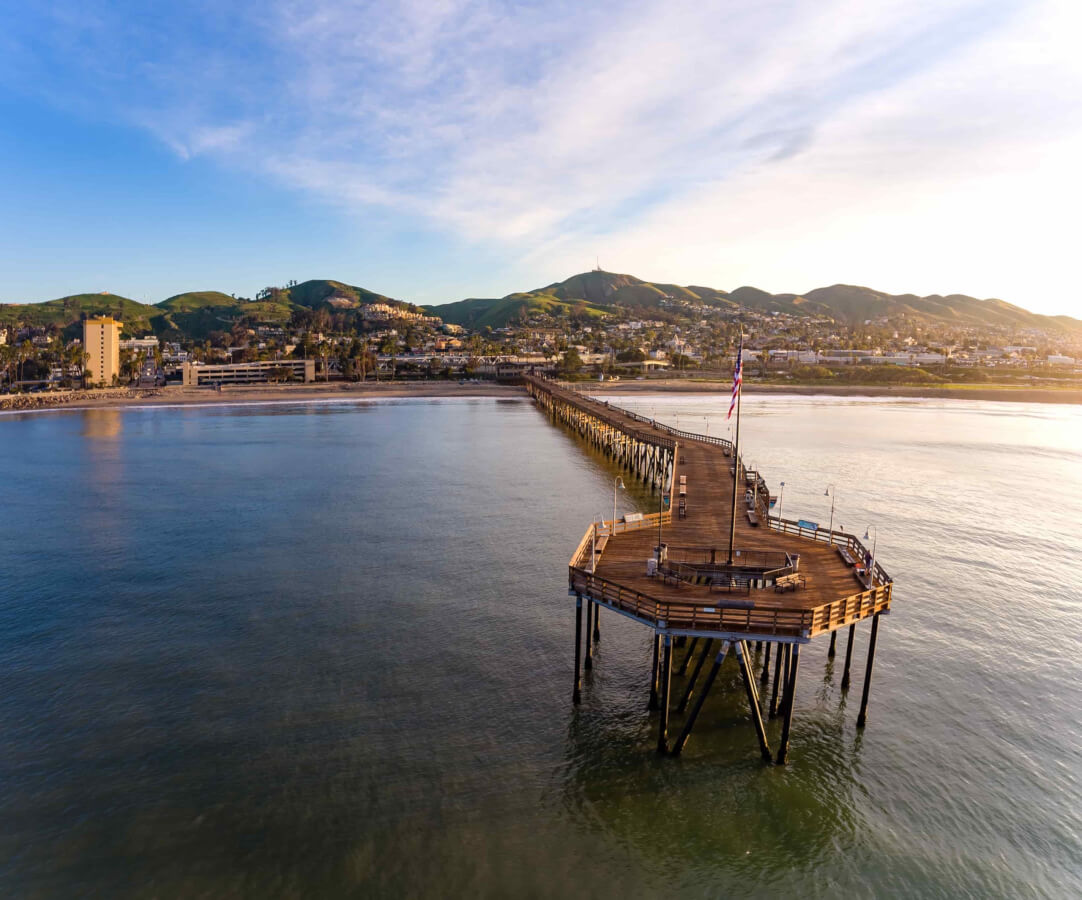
[726,335,743,565]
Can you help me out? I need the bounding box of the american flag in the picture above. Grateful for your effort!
[727,338,743,420]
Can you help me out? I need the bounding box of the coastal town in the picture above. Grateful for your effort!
[2,279,1080,401]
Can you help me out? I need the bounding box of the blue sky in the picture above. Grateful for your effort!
[1,0,1079,315]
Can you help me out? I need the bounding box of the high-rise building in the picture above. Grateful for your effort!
[83,317,122,386]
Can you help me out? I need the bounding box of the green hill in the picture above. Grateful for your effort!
[429,271,1082,335]
[158,291,237,312]
[0,292,159,329]
[428,292,609,329]
[283,279,399,309]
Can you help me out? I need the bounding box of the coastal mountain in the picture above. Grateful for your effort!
[3,273,1078,338]
[0,279,414,340]
[428,272,1082,334]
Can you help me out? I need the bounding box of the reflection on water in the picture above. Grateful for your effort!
[81,408,122,439]
[0,396,1080,898]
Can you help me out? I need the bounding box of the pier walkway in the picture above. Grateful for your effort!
[525,374,894,763]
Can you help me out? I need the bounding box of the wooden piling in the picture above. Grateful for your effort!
[857,613,881,728]
[776,643,801,765]
[573,594,583,704]
[648,632,661,710]
[841,624,856,690]
[657,635,673,754]
[584,600,594,671]
[677,637,700,675]
[671,642,730,755]
[736,640,773,761]
[676,638,715,713]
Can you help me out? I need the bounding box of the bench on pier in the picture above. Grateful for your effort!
[774,573,806,593]
[746,510,759,526]
[836,546,856,566]
[678,497,687,519]
[679,475,687,486]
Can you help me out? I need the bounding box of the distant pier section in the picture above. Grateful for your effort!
[525,374,894,764]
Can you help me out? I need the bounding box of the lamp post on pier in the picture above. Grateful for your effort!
[824,484,836,545]
[863,525,878,589]
[778,481,786,521]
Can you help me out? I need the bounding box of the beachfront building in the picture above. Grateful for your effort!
[120,336,160,353]
[84,316,122,386]
[181,359,315,386]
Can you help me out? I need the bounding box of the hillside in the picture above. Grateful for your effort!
[428,272,1082,335]
[0,292,160,332]
[429,292,609,329]
[4,273,1079,339]
[280,279,400,310]
[1,279,411,341]
[158,291,238,312]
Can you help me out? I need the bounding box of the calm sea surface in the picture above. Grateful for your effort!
[1,393,1080,898]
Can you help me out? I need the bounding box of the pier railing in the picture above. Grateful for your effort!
[596,395,774,521]
[567,557,892,639]
[527,376,677,453]
[767,516,892,587]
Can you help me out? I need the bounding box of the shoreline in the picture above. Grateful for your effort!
[588,379,1082,405]
[0,381,519,414]
[3,377,1081,416]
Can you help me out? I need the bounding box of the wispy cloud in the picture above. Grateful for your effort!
[3,0,1079,306]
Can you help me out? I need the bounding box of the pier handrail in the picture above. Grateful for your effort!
[526,375,677,453]
[567,555,892,639]
[767,515,892,586]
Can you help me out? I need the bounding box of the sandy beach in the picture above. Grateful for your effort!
[0,381,519,414]
[3,377,1081,415]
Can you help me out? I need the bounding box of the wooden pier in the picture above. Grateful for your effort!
[525,374,894,764]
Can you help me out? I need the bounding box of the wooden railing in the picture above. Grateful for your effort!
[767,516,892,587]
[526,375,677,453]
[567,561,892,639]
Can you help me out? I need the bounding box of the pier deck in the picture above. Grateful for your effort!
[539,380,892,642]
[526,374,893,760]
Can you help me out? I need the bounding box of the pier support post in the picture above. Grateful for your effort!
[736,641,773,762]
[584,601,594,671]
[760,642,772,685]
[769,643,784,718]
[857,613,881,728]
[648,633,661,710]
[593,603,601,643]
[841,625,856,690]
[657,635,673,754]
[573,594,583,704]
[776,643,801,765]
[676,639,715,713]
[828,631,837,659]
[677,637,699,676]
[671,642,730,755]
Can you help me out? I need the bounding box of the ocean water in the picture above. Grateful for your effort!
[1,394,1080,898]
